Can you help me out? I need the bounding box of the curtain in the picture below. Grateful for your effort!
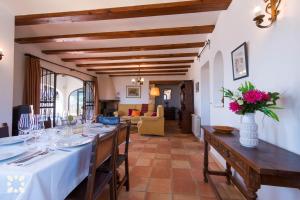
[24,56,41,114]
[93,77,100,116]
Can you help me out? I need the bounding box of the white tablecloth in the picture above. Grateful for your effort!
[0,125,116,200]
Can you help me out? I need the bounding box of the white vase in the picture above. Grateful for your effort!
[239,113,259,148]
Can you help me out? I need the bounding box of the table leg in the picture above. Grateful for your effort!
[203,140,209,183]
[245,169,260,200]
[225,162,232,185]
[246,187,258,200]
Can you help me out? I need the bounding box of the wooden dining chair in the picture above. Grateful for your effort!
[116,121,131,194]
[66,129,119,200]
[0,123,9,138]
[44,117,52,129]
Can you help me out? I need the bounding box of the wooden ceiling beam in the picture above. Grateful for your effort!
[149,80,182,85]
[77,60,194,67]
[110,73,186,77]
[97,69,188,74]
[62,53,198,62]
[42,42,204,55]
[87,65,190,71]
[15,0,232,26]
[15,25,215,44]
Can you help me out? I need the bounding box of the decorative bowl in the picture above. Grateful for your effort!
[212,126,234,134]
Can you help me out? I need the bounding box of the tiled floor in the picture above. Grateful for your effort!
[117,121,220,200]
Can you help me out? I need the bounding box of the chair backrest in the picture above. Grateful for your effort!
[44,117,52,129]
[157,105,164,118]
[95,131,117,168]
[85,128,118,200]
[117,121,131,155]
[0,123,9,138]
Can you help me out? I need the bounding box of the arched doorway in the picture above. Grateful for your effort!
[213,51,225,107]
[56,74,84,118]
[201,62,211,125]
[39,70,95,127]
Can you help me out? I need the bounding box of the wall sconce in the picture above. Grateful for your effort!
[0,49,3,60]
[253,0,281,28]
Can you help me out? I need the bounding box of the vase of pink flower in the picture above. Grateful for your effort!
[223,82,280,148]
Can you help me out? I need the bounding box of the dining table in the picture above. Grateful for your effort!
[0,124,117,200]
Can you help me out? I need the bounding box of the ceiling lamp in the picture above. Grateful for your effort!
[253,0,281,29]
[131,65,144,86]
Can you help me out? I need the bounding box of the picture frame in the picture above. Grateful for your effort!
[126,85,141,98]
[163,89,172,100]
[231,42,249,80]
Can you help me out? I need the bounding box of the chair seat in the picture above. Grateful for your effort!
[66,171,112,200]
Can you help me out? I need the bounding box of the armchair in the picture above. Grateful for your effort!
[137,105,165,136]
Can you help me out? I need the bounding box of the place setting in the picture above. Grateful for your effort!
[0,113,108,168]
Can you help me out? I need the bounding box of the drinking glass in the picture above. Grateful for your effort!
[86,109,94,126]
[18,114,33,135]
[30,114,43,144]
[18,114,33,145]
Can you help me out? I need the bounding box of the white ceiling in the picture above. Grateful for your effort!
[0,0,228,76]
[0,0,186,15]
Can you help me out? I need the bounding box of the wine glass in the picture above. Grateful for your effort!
[18,114,33,145]
[86,109,94,127]
[30,114,43,144]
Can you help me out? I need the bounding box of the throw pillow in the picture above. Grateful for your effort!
[128,109,135,116]
[131,110,141,117]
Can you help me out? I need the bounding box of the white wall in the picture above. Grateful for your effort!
[187,0,300,199]
[0,4,15,133]
[112,75,187,104]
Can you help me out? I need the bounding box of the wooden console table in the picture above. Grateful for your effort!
[202,126,300,200]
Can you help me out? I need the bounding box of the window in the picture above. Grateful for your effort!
[68,88,84,116]
[40,68,56,125]
[84,81,95,118]
[163,89,172,100]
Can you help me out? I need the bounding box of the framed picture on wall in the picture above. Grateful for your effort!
[195,82,200,93]
[126,86,141,98]
[231,42,249,80]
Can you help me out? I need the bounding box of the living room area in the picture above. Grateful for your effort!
[100,76,195,137]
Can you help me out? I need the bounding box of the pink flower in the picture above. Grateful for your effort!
[229,101,241,113]
[243,90,268,104]
[262,92,270,101]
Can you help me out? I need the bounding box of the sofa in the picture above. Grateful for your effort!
[114,104,155,125]
[137,105,165,136]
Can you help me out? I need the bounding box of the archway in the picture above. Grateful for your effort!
[56,74,84,117]
[201,62,211,125]
[213,51,225,107]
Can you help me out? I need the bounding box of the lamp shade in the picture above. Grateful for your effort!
[150,87,160,96]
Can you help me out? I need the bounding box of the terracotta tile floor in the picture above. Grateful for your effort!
[115,121,221,200]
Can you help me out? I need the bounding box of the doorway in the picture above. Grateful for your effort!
[201,62,211,125]
[56,74,84,118]
[39,71,95,127]
[155,84,181,121]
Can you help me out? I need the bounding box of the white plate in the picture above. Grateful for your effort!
[90,123,104,128]
[0,135,29,146]
[0,147,27,161]
[55,135,93,148]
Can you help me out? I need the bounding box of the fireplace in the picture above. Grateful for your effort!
[100,100,120,116]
